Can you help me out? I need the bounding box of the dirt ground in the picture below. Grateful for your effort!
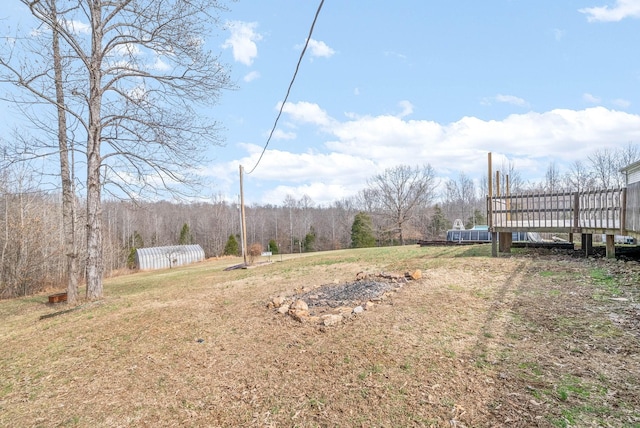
[0,246,639,427]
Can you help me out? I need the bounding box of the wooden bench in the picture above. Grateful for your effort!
[48,292,68,304]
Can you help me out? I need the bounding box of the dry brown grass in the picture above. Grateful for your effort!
[1,245,639,427]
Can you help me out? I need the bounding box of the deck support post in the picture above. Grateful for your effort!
[582,233,593,256]
[491,232,498,257]
[498,232,512,253]
[605,234,616,259]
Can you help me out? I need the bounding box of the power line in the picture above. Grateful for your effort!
[245,0,325,175]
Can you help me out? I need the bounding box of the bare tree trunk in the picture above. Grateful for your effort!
[86,4,104,300]
[51,0,79,304]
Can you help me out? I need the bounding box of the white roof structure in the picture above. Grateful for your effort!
[135,245,205,270]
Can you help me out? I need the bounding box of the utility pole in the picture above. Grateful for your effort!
[239,165,248,265]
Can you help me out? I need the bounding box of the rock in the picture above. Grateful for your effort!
[289,310,310,322]
[332,306,354,316]
[290,299,309,311]
[365,301,375,310]
[278,304,290,315]
[321,314,343,326]
[288,299,310,322]
[353,306,364,314]
[408,269,422,280]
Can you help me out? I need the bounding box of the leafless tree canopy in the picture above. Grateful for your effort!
[444,172,479,225]
[1,0,233,300]
[366,164,437,245]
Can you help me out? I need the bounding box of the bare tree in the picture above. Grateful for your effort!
[0,167,62,298]
[563,160,595,192]
[444,172,476,226]
[589,148,617,189]
[2,0,233,299]
[0,0,82,302]
[51,0,79,303]
[499,159,526,194]
[367,164,437,245]
[544,161,562,192]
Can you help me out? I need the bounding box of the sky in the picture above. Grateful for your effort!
[3,0,640,206]
[205,0,640,206]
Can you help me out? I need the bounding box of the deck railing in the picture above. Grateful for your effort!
[489,188,625,233]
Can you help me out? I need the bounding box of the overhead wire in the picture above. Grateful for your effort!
[245,0,325,175]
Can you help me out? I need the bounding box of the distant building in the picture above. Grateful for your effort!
[135,245,205,270]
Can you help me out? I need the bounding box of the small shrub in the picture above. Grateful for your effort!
[248,242,263,264]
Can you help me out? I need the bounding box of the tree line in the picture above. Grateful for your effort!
[2,142,637,299]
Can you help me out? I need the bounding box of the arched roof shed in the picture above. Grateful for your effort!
[135,245,205,270]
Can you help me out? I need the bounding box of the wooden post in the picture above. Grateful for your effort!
[499,231,512,253]
[488,152,493,229]
[506,174,510,223]
[488,153,497,257]
[582,233,592,256]
[239,165,248,265]
[605,234,616,259]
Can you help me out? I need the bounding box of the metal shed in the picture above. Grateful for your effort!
[135,245,205,270]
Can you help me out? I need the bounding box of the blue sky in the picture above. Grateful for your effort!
[207,0,640,205]
[2,1,640,206]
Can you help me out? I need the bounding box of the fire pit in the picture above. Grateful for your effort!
[269,270,422,326]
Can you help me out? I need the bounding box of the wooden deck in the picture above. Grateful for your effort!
[489,188,626,235]
[488,188,636,258]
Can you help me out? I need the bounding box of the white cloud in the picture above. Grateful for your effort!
[495,94,529,107]
[579,0,640,22]
[151,57,171,72]
[261,182,357,206]
[243,71,261,82]
[223,21,262,66]
[271,129,296,140]
[482,94,529,108]
[279,101,336,127]
[127,84,148,102]
[612,98,631,108]
[64,20,91,35]
[305,39,335,58]
[112,43,142,57]
[384,51,408,60]
[212,104,640,205]
[397,100,414,118]
[583,93,602,103]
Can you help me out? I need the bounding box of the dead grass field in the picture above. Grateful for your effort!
[1,245,639,427]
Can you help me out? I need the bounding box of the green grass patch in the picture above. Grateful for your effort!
[589,268,621,298]
[539,270,559,277]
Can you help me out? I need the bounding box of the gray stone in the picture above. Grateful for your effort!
[321,314,343,326]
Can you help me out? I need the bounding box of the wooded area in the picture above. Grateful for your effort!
[2,141,637,299]
[0,165,457,298]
